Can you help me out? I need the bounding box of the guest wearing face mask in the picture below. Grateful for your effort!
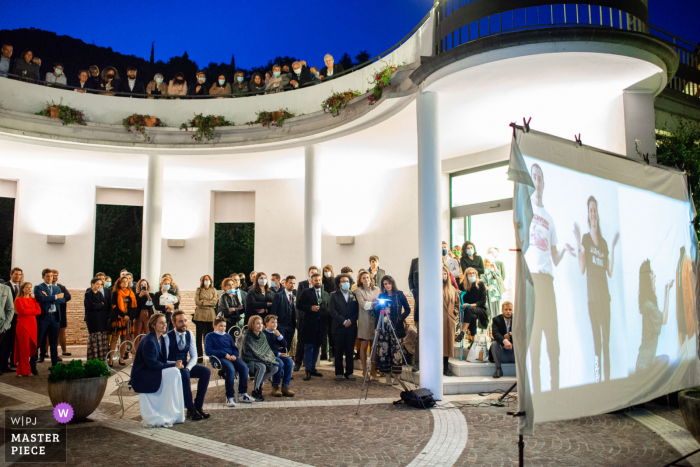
[322,265,336,294]
[231,71,249,95]
[146,73,168,98]
[168,72,188,97]
[153,277,179,332]
[189,70,209,96]
[248,72,265,94]
[289,61,311,89]
[194,275,218,363]
[443,241,460,280]
[245,272,275,323]
[218,278,245,330]
[329,274,359,380]
[120,66,145,96]
[45,63,67,87]
[265,65,290,94]
[100,66,120,94]
[209,74,231,97]
[269,274,282,294]
[460,241,485,276]
[456,267,489,343]
[134,279,155,349]
[442,266,461,377]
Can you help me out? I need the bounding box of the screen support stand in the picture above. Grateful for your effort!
[507,410,526,467]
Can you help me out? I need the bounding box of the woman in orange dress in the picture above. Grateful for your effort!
[14,282,41,377]
[109,276,137,366]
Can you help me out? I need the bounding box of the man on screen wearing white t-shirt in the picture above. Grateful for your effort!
[526,163,575,393]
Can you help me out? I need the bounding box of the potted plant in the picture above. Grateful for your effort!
[366,63,402,105]
[246,109,296,128]
[36,101,87,126]
[123,114,163,142]
[321,90,362,116]
[679,388,700,443]
[47,359,110,422]
[180,114,233,142]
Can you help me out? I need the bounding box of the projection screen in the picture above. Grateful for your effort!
[509,130,700,434]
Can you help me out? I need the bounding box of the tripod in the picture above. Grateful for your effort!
[356,300,418,414]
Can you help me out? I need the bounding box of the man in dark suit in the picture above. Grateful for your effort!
[51,269,72,358]
[33,268,65,371]
[120,66,145,96]
[319,54,345,80]
[408,257,419,372]
[294,266,319,371]
[297,274,329,381]
[490,301,515,378]
[0,267,22,373]
[329,274,358,381]
[167,310,210,421]
[271,275,297,348]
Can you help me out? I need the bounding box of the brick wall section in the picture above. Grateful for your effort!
[66,290,414,345]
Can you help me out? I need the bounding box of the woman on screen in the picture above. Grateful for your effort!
[573,195,619,383]
[635,260,674,372]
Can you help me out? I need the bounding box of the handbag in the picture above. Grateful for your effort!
[466,330,491,363]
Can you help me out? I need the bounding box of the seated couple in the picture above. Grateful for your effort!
[130,311,212,427]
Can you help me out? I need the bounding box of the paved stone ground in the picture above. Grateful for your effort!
[1,345,698,467]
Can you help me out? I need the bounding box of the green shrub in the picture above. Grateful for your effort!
[48,359,110,383]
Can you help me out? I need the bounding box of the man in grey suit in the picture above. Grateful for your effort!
[0,282,15,375]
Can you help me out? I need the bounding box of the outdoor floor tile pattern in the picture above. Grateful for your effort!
[1,346,699,466]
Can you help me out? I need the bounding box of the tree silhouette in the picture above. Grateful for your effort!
[339,53,354,70]
[355,50,371,65]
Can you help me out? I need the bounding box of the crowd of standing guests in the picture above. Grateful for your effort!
[0,42,346,97]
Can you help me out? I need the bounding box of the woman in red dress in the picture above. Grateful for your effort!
[14,282,41,376]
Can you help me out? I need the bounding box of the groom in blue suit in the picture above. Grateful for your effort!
[32,268,65,371]
[167,310,210,421]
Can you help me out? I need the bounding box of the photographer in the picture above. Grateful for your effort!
[376,276,411,380]
[490,301,514,378]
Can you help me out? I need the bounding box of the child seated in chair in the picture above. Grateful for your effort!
[204,317,254,406]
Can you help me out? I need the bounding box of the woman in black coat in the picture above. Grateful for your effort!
[456,267,488,342]
[376,275,411,377]
[84,277,111,362]
[248,72,265,94]
[460,240,485,276]
[245,272,275,323]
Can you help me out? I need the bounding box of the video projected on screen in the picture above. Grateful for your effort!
[522,155,697,394]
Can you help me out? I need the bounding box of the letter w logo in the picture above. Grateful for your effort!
[58,409,69,418]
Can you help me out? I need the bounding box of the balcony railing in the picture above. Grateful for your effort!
[434,0,649,53]
[649,25,699,99]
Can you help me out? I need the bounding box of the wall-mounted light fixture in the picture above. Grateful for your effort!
[167,239,186,248]
[336,236,355,245]
[47,235,66,244]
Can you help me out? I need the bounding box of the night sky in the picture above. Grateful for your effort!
[1,0,698,70]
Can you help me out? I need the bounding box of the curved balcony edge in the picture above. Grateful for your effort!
[411,27,679,94]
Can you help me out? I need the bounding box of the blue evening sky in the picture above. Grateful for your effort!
[1,0,697,69]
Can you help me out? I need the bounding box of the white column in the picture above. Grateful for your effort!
[304,145,322,269]
[416,91,444,400]
[623,91,657,163]
[142,154,164,286]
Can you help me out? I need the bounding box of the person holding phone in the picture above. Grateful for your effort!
[263,315,295,397]
[134,279,155,350]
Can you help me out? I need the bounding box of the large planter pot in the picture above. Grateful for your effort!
[144,116,158,127]
[48,377,108,421]
[679,388,700,443]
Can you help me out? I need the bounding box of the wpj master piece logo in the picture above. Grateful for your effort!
[4,409,68,463]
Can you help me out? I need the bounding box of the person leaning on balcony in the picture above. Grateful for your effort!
[193,275,217,363]
[289,61,311,89]
[231,70,249,95]
[168,72,188,97]
[84,277,111,363]
[88,65,101,89]
[209,74,231,97]
[120,66,146,96]
[45,63,67,87]
[249,72,265,94]
[309,67,321,85]
[146,73,168,98]
[13,50,40,82]
[319,54,344,80]
[100,66,120,94]
[189,70,209,96]
[265,65,290,94]
[0,43,13,78]
[75,70,97,93]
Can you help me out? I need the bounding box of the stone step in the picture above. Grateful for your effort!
[448,358,516,377]
[443,375,517,395]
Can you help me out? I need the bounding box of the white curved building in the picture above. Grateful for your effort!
[1,1,698,397]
